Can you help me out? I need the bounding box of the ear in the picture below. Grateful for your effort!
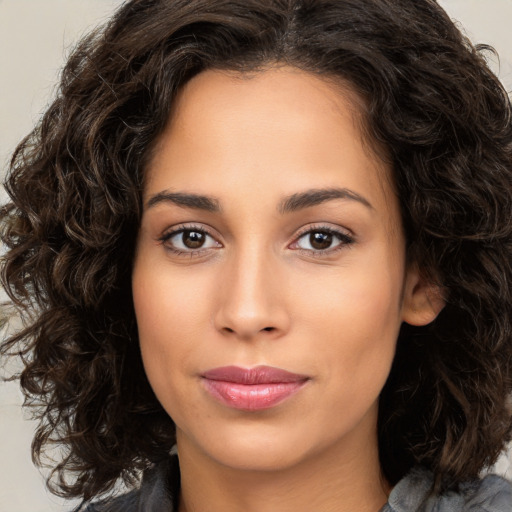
[402,265,444,326]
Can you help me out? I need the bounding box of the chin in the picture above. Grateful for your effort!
[208,439,309,472]
[177,416,350,475]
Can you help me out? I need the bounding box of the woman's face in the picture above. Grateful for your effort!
[132,66,437,472]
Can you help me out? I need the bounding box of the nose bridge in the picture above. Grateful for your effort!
[214,238,288,339]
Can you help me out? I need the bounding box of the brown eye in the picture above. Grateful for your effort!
[293,228,353,253]
[162,227,221,253]
[309,231,333,250]
[182,230,206,249]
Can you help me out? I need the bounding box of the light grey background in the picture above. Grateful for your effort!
[1,1,512,511]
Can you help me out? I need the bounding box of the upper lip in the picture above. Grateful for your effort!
[201,365,309,384]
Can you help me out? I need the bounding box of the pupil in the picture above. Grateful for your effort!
[183,231,205,249]
[310,231,332,250]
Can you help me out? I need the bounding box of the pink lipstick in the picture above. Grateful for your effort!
[201,366,309,411]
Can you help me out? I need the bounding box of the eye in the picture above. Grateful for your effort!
[159,226,221,254]
[291,227,354,253]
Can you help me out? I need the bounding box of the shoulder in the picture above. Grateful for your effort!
[384,467,512,512]
[75,491,139,512]
[457,473,512,511]
[74,455,180,512]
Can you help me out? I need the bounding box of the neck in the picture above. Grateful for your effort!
[176,420,390,512]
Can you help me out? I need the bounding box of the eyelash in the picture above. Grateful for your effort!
[158,224,219,258]
[157,223,354,258]
[291,224,355,257]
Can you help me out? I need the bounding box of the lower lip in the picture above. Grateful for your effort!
[202,379,307,411]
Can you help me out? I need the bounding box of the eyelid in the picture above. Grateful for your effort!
[158,223,223,256]
[293,222,354,239]
[289,223,355,255]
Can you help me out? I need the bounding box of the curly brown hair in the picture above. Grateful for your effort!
[2,0,512,502]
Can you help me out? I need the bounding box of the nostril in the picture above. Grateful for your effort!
[262,327,275,332]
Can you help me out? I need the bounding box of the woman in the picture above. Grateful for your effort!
[1,0,511,511]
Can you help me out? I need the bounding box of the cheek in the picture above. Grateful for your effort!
[305,253,402,328]
[133,253,213,338]
[298,252,403,384]
[131,258,214,399]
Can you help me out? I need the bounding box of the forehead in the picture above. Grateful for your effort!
[168,65,363,132]
[145,66,395,220]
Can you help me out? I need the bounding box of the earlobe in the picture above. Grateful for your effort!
[402,266,445,326]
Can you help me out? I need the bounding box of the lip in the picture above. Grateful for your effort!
[201,365,310,411]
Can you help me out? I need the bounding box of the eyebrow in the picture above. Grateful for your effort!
[278,187,373,214]
[146,191,221,212]
[145,187,373,214]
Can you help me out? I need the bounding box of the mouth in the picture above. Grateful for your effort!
[200,365,310,411]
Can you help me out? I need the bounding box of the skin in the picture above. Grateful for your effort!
[132,65,442,512]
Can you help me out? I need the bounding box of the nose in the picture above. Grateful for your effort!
[213,246,290,341]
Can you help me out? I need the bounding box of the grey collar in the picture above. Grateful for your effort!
[382,466,512,512]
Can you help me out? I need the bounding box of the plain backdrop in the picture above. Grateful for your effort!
[1,1,512,511]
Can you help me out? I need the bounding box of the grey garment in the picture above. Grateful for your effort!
[381,466,512,512]
[81,457,512,512]
[78,456,178,512]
